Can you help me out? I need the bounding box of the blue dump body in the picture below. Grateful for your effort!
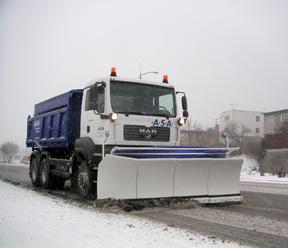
[26,90,83,150]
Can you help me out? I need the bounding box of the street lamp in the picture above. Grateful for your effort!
[230,104,237,110]
[139,71,159,79]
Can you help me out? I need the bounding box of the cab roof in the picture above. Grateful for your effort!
[84,77,175,89]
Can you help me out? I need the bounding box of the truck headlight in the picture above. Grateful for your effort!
[109,112,118,122]
[178,117,185,126]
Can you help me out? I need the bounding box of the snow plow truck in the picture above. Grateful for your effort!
[26,68,243,203]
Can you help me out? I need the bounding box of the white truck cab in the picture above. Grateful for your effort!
[80,69,187,147]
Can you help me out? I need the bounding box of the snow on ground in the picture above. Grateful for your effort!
[0,180,251,248]
[240,155,288,184]
[0,162,29,167]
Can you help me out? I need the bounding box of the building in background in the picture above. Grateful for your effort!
[263,109,288,135]
[263,109,288,150]
[219,109,264,138]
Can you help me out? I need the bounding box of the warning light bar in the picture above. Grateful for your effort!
[110,67,117,77]
[163,74,168,83]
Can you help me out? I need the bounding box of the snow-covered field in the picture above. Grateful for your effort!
[0,180,251,248]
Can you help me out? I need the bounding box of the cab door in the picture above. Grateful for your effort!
[80,83,106,144]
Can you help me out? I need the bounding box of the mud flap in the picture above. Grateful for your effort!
[97,155,243,203]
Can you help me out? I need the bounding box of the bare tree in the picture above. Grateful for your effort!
[264,121,288,149]
[181,121,221,147]
[274,121,288,135]
[184,119,204,131]
[184,118,198,131]
[191,121,203,131]
[223,122,251,147]
[190,130,220,146]
[243,138,266,174]
[0,142,19,163]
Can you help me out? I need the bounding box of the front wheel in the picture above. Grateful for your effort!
[76,162,96,199]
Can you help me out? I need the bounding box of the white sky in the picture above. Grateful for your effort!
[0,0,287,147]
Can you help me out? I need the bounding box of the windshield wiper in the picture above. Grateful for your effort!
[129,111,148,115]
[117,111,146,116]
[117,111,172,118]
[157,114,170,118]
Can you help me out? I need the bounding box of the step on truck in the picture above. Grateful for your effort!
[26,68,243,203]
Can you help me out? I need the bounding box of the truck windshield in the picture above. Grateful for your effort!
[110,81,176,117]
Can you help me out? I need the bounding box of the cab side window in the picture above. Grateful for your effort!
[85,86,105,113]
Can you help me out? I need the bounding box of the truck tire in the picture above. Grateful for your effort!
[40,158,51,189]
[30,157,40,187]
[76,161,96,199]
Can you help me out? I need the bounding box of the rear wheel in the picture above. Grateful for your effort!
[30,157,40,186]
[40,158,51,189]
[77,162,96,199]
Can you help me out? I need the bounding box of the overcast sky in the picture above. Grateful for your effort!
[0,0,287,147]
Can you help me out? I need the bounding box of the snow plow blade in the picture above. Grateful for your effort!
[97,147,243,203]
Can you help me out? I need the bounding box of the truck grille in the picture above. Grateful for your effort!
[124,125,170,142]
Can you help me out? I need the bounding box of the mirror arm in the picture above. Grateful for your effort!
[176,91,186,96]
[93,110,109,119]
[95,81,106,88]
[93,110,100,116]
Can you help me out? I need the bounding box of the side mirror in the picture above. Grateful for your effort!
[97,86,105,94]
[183,110,189,118]
[181,96,188,117]
[86,84,104,112]
[181,96,187,110]
[93,82,105,113]
[85,86,97,111]
[88,101,97,111]
[95,81,106,87]
[95,81,106,94]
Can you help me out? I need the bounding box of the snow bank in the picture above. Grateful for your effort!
[240,155,259,177]
[0,162,28,167]
[240,155,288,183]
[0,180,250,248]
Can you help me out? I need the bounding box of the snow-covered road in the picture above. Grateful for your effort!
[0,180,250,248]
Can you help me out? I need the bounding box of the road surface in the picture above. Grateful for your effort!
[0,163,288,248]
[241,180,288,195]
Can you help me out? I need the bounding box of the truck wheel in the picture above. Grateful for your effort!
[30,157,40,186]
[40,158,51,189]
[77,162,95,199]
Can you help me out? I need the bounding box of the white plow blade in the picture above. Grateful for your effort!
[97,155,243,203]
[137,159,174,198]
[208,159,243,195]
[208,159,243,203]
[97,155,137,199]
[174,159,211,197]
